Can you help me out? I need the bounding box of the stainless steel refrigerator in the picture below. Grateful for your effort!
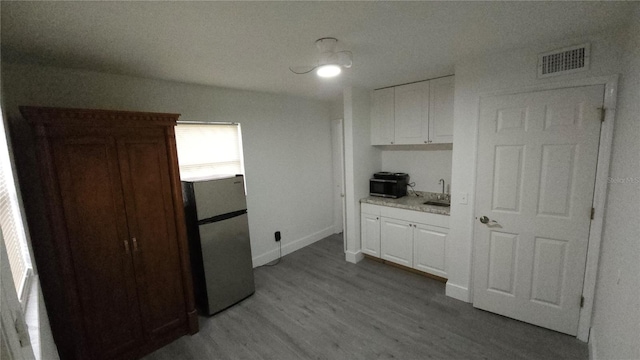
[181,175,255,315]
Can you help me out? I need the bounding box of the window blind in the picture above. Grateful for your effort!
[174,123,244,180]
[0,111,32,300]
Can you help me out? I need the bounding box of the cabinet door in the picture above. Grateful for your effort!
[380,218,413,267]
[51,134,143,359]
[117,132,186,338]
[394,81,429,145]
[413,224,447,278]
[361,213,381,257]
[371,88,395,145]
[428,76,454,144]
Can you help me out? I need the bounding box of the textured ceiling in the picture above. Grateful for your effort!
[1,1,635,101]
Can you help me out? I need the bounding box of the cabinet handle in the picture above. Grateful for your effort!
[123,240,130,254]
[132,237,139,252]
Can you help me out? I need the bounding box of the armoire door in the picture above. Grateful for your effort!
[116,131,187,338]
[50,133,143,359]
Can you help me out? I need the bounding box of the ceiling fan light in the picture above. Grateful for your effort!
[316,64,341,78]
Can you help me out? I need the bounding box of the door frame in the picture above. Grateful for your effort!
[470,75,618,342]
[331,118,347,250]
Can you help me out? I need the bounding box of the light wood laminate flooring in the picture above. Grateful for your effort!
[144,234,587,360]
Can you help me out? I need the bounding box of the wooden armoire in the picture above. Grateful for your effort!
[20,107,198,360]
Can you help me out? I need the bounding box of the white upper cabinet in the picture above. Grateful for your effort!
[394,81,430,144]
[370,76,454,145]
[371,87,395,145]
[428,76,455,144]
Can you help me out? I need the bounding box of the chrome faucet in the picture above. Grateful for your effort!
[438,179,448,201]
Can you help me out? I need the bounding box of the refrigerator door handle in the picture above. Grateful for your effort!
[197,209,248,226]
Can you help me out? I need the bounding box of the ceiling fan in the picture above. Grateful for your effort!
[289,37,352,78]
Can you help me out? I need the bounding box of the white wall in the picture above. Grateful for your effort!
[447,31,626,302]
[343,86,380,262]
[590,7,640,360]
[330,97,344,120]
[1,63,335,267]
[381,150,452,193]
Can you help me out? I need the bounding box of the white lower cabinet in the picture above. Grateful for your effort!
[361,203,448,278]
[380,218,413,267]
[361,212,381,257]
[413,224,448,278]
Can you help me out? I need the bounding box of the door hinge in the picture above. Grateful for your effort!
[599,107,606,122]
[590,207,595,220]
[580,296,585,308]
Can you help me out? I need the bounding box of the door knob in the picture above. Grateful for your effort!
[479,216,490,224]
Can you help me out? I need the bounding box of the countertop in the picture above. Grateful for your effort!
[360,191,450,216]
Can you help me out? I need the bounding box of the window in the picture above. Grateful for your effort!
[0,107,33,304]
[174,123,245,180]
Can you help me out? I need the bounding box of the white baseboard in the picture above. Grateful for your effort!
[445,282,471,303]
[589,328,597,360]
[252,226,335,267]
[344,250,364,264]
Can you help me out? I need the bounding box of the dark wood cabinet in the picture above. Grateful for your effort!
[19,107,198,360]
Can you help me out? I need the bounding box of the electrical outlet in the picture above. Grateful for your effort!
[274,231,281,242]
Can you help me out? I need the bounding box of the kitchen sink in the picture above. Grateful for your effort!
[423,200,450,207]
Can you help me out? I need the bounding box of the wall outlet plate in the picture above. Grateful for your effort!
[459,192,468,205]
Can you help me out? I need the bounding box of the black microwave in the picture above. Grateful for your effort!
[370,172,409,198]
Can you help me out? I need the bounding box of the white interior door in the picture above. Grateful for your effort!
[331,119,345,238]
[473,85,604,336]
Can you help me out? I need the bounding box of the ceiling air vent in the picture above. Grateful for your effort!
[538,43,590,78]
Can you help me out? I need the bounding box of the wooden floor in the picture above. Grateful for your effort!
[144,234,587,360]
